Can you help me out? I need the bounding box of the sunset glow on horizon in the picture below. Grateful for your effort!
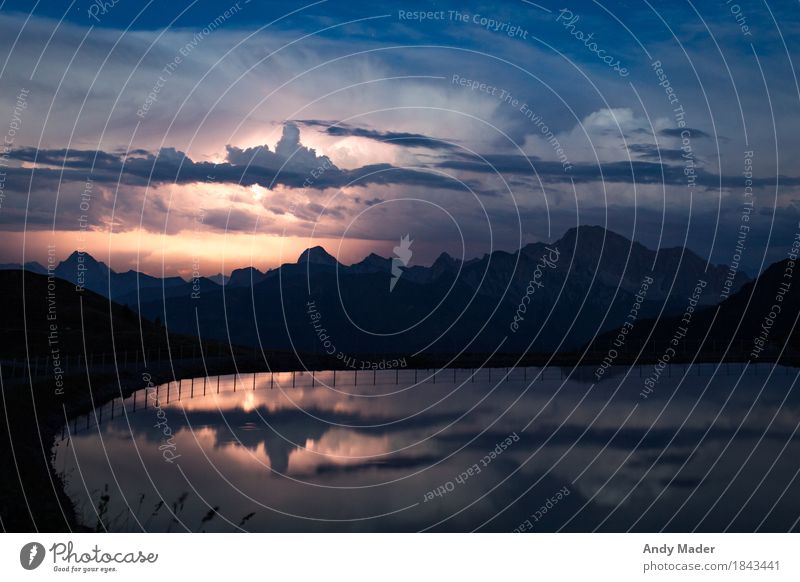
[3,229,407,278]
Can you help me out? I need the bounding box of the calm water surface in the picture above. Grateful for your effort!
[53,364,800,532]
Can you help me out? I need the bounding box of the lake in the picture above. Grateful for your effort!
[53,363,800,532]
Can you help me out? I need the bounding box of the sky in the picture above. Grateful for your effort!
[0,0,799,278]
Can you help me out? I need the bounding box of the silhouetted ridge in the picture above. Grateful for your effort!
[0,226,755,357]
[588,258,800,363]
[297,246,339,266]
[125,226,752,355]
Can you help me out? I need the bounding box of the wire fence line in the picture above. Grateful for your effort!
[58,360,797,438]
[2,337,798,383]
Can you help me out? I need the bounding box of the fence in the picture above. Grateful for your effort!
[58,361,797,438]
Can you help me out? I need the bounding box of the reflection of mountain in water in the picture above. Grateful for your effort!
[56,367,800,532]
[133,398,462,476]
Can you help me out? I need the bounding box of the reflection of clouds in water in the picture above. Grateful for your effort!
[53,367,800,531]
[512,444,681,507]
[191,426,273,471]
[176,375,453,420]
[240,392,257,413]
[289,429,392,476]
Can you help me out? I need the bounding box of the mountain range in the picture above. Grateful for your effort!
[588,256,800,364]
[0,226,754,356]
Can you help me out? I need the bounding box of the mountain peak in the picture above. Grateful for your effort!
[62,250,103,266]
[297,246,338,266]
[437,251,453,261]
[56,251,110,277]
[558,225,646,253]
[432,251,459,270]
[562,224,612,240]
[347,252,390,275]
[227,266,267,287]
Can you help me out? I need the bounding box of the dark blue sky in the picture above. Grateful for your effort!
[0,0,798,276]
